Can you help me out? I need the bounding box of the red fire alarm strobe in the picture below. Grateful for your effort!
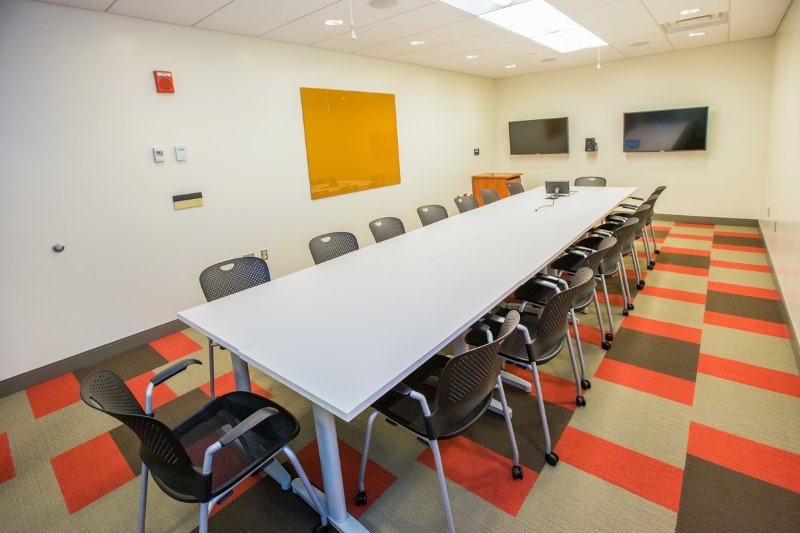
[153,71,175,93]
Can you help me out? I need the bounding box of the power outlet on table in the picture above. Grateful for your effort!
[260,249,269,260]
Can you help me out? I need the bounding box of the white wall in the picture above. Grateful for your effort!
[493,39,774,219]
[762,0,800,344]
[0,0,496,382]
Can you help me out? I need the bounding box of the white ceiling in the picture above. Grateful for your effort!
[33,0,792,78]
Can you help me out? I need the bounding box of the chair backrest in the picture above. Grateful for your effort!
[309,232,359,264]
[507,182,524,195]
[369,216,405,243]
[454,195,479,214]
[629,204,650,238]
[575,176,607,187]
[81,370,209,502]
[199,257,271,302]
[425,311,520,440]
[528,284,574,362]
[612,216,639,256]
[417,205,449,226]
[479,188,500,204]
[597,233,624,276]
[566,266,597,312]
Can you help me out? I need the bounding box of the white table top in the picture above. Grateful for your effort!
[179,186,635,421]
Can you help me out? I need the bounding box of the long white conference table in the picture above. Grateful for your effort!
[178,185,636,532]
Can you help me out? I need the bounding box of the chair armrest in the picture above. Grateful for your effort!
[151,358,202,388]
[145,358,202,414]
[591,228,613,237]
[618,203,637,210]
[628,196,644,201]
[391,382,413,396]
[219,406,279,446]
[202,406,279,474]
[535,273,568,289]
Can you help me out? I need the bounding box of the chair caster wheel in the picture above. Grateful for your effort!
[655,249,661,255]
[602,341,611,350]
[627,303,635,311]
[622,309,629,316]
[649,260,656,266]
[647,265,654,270]
[512,465,524,480]
[545,452,559,466]
[355,491,367,506]
[576,395,586,407]
[605,333,614,341]
[314,524,329,533]
[581,379,591,390]
[637,282,645,290]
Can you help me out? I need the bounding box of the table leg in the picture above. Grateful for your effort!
[231,352,291,489]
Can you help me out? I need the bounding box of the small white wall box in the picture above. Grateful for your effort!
[175,145,187,161]
[153,146,165,162]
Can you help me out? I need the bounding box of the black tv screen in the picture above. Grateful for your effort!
[623,106,708,152]
[509,117,569,154]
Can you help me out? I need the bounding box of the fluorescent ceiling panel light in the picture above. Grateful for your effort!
[439,0,606,53]
[680,8,701,16]
[324,19,344,26]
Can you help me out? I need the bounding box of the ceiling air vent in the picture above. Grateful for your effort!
[661,12,729,34]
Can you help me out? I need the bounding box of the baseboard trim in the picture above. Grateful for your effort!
[658,214,758,227]
[0,320,187,398]
[759,226,800,370]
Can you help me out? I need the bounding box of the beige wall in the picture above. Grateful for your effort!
[494,39,774,220]
[762,0,800,345]
[0,0,495,381]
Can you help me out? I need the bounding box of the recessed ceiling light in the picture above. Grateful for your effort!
[324,19,343,26]
[680,8,701,16]
[689,31,706,37]
[541,58,557,62]
[629,41,650,47]
[410,40,426,46]
[369,0,398,8]
[505,64,516,69]
[466,54,479,59]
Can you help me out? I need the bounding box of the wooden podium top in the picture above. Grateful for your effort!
[472,172,522,179]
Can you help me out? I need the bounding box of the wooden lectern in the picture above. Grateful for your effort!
[472,173,522,206]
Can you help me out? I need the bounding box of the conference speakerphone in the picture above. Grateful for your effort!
[545,180,573,198]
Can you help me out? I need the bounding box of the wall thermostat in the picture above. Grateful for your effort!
[152,146,165,162]
[585,138,598,152]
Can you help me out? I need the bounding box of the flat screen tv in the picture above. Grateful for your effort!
[623,106,708,152]
[509,117,569,155]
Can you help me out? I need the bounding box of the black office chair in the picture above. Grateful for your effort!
[611,187,667,265]
[479,188,501,204]
[80,360,328,533]
[593,205,649,290]
[491,268,594,408]
[453,195,479,213]
[574,217,638,322]
[369,216,405,243]
[355,311,524,533]
[199,257,270,399]
[507,182,525,195]
[309,232,359,264]
[574,176,606,187]
[548,235,617,348]
[417,204,449,226]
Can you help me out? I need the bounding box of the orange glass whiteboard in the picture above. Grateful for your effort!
[300,87,401,200]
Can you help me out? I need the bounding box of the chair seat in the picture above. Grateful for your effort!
[372,354,492,440]
[166,392,300,501]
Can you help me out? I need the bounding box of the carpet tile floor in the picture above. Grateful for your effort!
[1,219,798,532]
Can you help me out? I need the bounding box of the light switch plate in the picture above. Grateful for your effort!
[175,145,187,162]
